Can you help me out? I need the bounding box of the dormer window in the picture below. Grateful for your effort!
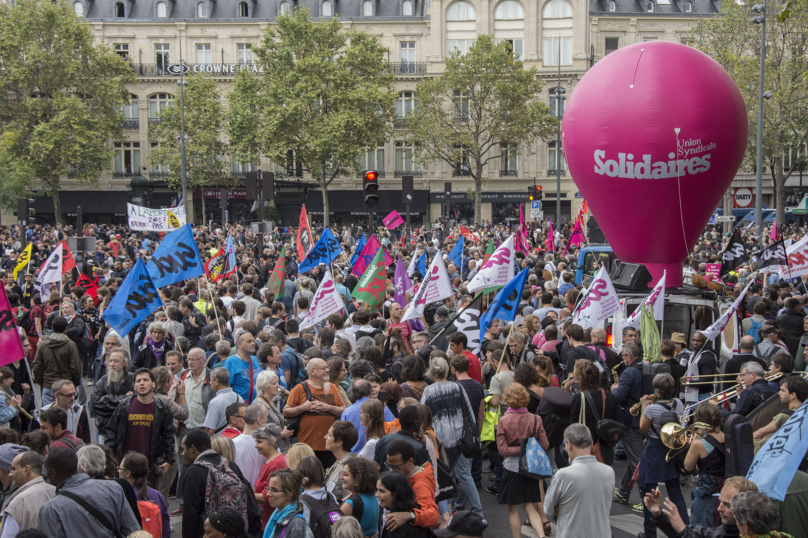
[279,0,290,13]
[239,1,248,16]
[156,1,167,16]
[684,1,691,10]
[647,2,653,10]
[363,0,372,15]
[608,0,615,10]
[402,0,413,15]
[74,1,83,15]
[197,2,208,17]
[115,2,125,16]
[321,0,332,16]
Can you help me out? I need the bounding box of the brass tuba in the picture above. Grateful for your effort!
[661,421,713,463]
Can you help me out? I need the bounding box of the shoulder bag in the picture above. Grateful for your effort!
[519,415,553,480]
[454,383,482,458]
[579,392,604,463]
[285,381,313,435]
[587,389,625,446]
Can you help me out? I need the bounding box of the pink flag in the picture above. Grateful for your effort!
[0,287,26,367]
[351,234,393,277]
[383,210,405,230]
[770,219,779,240]
[546,220,555,251]
[560,221,585,257]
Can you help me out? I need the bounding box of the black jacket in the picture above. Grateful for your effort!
[181,450,262,538]
[732,378,777,417]
[183,308,207,347]
[373,430,430,472]
[652,513,739,538]
[89,372,135,433]
[134,339,175,370]
[776,308,805,355]
[427,320,451,352]
[103,394,175,467]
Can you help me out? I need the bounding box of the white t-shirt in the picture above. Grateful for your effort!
[359,438,378,461]
[232,433,265,486]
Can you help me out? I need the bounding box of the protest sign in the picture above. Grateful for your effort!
[127,203,187,232]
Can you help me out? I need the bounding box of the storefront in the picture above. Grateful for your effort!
[304,190,430,228]
[193,189,254,224]
[31,191,130,225]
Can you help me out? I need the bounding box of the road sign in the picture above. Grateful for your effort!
[531,201,541,210]
[531,208,543,220]
[715,216,736,222]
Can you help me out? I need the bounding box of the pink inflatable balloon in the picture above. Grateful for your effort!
[562,42,748,288]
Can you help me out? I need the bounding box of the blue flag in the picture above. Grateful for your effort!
[102,258,164,338]
[298,228,342,274]
[449,235,465,269]
[146,224,205,288]
[348,234,367,270]
[415,251,427,276]
[746,400,808,500]
[479,267,529,342]
[223,233,237,277]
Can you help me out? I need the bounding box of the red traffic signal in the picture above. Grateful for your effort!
[363,170,379,206]
[529,185,543,201]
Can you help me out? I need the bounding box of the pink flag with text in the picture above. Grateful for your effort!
[0,287,25,368]
[351,234,394,277]
[383,210,405,230]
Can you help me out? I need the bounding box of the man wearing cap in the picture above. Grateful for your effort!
[757,321,790,361]
[0,445,28,511]
[433,511,486,538]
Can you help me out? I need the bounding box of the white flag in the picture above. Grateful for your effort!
[299,270,345,330]
[572,266,621,330]
[402,253,453,322]
[467,235,515,293]
[699,279,754,341]
[36,245,63,289]
[624,271,667,330]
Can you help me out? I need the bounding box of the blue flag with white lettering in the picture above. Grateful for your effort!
[298,228,342,274]
[415,251,427,276]
[348,234,367,270]
[479,267,529,342]
[147,224,205,288]
[449,235,464,269]
[102,258,164,338]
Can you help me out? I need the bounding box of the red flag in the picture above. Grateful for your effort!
[59,240,77,274]
[0,287,26,367]
[460,225,479,243]
[75,273,99,300]
[296,206,313,261]
[205,248,227,282]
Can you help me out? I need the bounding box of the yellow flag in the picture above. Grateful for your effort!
[12,243,32,280]
[167,210,181,229]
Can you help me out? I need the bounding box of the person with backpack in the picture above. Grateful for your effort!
[32,317,82,407]
[264,469,313,538]
[756,322,790,362]
[637,373,689,538]
[181,428,260,538]
[742,301,768,345]
[338,456,380,537]
[297,455,343,538]
[118,452,170,538]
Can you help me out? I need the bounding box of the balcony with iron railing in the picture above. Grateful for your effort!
[452,169,472,177]
[499,169,518,177]
[148,118,163,127]
[357,171,386,178]
[129,61,427,78]
[386,62,427,75]
[123,119,140,130]
[394,170,422,177]
[113,171,134,178]
[547,169,567,177]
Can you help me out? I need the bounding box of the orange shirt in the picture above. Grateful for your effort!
[287,381,345,451]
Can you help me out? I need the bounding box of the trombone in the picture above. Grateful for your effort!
[680,372,742,386]
[681,371,790,419]
[661,421,713,462]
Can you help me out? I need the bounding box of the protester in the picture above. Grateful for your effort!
[0,451,54,537]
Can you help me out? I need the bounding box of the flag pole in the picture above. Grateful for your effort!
[160,304,183,356]
[207,283,223,335]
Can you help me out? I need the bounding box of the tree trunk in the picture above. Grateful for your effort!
[723,190,733,236]
[51,184,62,226]
[474,170,483,225]
[202,196,207,225]
[321,177,330,228]
[775,162,787,227]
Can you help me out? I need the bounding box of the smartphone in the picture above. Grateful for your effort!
[378,391,387,403]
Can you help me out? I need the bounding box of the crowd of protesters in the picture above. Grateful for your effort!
[0,216,804,538]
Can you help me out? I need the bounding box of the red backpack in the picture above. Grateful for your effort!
[137,499,163,538]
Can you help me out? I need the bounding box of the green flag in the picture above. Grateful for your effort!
[267,246,287,298]
[351,245,387,310]
[641,303,662,363]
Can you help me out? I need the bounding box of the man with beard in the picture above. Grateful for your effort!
[92,333,126,384]
[88,348,135,443]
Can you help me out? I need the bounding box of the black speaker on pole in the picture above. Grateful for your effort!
[587,216,606,244]
[611,263,653,292]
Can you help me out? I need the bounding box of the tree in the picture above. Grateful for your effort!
[701,0,808,225]
[404,36,557,225]
[227,8,396,227]
[0,131,34,212]
[0,0,135,224]
[149,73,233,220]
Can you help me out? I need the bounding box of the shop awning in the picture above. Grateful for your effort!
[31,191,130,215]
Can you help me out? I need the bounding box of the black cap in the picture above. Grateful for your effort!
[433,511,487,537]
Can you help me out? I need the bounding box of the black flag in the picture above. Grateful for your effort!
[753,240,788,274]
[720,228,748,275]
[433,293,483,355]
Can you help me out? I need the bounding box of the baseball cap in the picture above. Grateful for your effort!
[0,444,28,472]
[433,511,487,537]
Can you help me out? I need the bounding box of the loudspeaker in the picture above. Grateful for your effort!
[588,216,606,244]
[262,172,275,201]
[245,172,258,200]
[611,262,653,291]
[66,237,97,253]
[402,175,414,205]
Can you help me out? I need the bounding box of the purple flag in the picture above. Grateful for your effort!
[351,234,393,277]
[393,257,412,308]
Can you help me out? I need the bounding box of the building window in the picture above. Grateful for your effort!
[400,42,415,69]
[501,143,517,174]
[232,161,257,177]
[196,43,212,65]
[396,91,415,126]
[360,147,385,172]
[453,91,469,120]
[647,2,653,11]
[608,0,615,10]
[150,143,169,176]
[123,95,139,129]
[156,1,167,17]
[238,1,248,16]
[149,93,173,121]
[447,1,475,19]
[363,0,372,15]
[395,142,421,174]
[550,94,565,118]
[278,150,303,176]
[279,1,290,14]
[114,44,129,59]
[114,142,140,177]
[237,44,253,64]
[453,146,471,176]
[605,37,619,55]
[496,39,523,59]
[155,44,170,74]
[544,37,572,66]
[684,1,691,11]
[548,140,564,172]
[73,1,83,16]
[321,0,332,16]
[448,40,475,55]
[495,0,523,19]
[197,2,208,17]
[402,0,413,15]
[543,0,572,18]
[115,1,125,16]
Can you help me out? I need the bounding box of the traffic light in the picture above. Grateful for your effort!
[16,198,34,226]
[535,185,543,200]
[363,170,379,206]
[528,186,535,201]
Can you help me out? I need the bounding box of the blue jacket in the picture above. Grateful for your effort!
[612,362,643,428]
[733,378,776,417]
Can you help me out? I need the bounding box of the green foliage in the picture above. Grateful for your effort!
[404,35,557,224]
[0,0,135,223]
[0,131,36,211]
[701,0,808,223]
[149,73,233,193]
[227,8,397,227]
[262,204,279,222]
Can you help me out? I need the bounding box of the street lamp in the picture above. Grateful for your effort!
[549,84,566,225]
[178,26,189,221]
[752,0,766,237]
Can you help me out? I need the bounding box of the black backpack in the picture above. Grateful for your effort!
[300,492,346,538]
[17,309,35,336]
[537,387,573,448]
